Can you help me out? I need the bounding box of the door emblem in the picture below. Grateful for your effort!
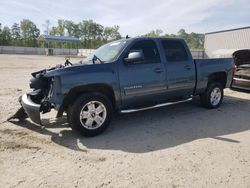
[124,85,143,90]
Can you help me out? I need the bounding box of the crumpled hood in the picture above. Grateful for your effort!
[32,62,113,78]
[30,63,90,78]
[43,64,85,77]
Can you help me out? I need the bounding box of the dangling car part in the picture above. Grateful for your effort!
[7,106,28,121]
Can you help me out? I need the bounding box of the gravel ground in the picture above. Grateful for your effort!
[0,54,250,188]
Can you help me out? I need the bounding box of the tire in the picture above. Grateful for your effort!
[68,93,113,137]
[200,82,224,109]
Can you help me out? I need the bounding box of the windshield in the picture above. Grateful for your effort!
[85,40,128,63]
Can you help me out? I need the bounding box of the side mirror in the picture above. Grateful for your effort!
[124,51,144,63]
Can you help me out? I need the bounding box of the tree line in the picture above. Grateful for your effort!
[0,19,204,49]
[0,19,122,49]
[144,29,204,49]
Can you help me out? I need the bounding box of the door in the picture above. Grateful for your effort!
[161,39,196,97]
[118,39,167,108]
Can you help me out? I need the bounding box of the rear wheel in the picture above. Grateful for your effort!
[200,82,224,109]
[68,93,113,137]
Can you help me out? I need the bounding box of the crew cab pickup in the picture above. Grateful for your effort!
[11,37,234,136]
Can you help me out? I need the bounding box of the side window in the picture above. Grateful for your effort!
[162,40,188,62]
[127,40,160,64]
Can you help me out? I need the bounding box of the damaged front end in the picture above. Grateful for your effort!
[9,66,61,124]
[22,71,53,124]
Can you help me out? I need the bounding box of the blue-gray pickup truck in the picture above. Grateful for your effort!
[10,37,234,136]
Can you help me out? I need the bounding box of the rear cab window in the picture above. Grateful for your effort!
[161,40,188,62]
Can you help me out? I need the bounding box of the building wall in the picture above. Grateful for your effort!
[204,27,250,58]
[0,46,79,56]
[0,46,45,55]
[77,49,95,57]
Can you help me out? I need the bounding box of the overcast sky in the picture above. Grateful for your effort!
[0,0,249,36]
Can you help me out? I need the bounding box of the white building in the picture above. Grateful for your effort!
[204,27,250,58]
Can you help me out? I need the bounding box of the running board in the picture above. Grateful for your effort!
[120,97,193,113]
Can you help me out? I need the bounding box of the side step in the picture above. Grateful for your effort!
[120,98,192,113]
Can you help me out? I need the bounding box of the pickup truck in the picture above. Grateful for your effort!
[10,37,234,136]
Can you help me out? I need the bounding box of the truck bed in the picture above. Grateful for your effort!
[194,58,234,94]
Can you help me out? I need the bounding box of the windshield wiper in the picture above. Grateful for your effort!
[92,55,104,64]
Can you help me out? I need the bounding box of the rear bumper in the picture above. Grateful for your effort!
[231,77,250,90]
[21,94,42,125]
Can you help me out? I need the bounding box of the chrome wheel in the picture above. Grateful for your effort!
[210,87,221,106]
[80,101,107,130]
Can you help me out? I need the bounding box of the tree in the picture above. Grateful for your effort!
[1,19,206,49]
[50,26,58,36]
[48,19,122,48]
[176,29,204,49]
[72,23,81,38]
[188,32,204,49]
[20,19,40,46]
[11,23,21,40]
[145,29,163,37]
[103,25,121,42]
[79,20,104,48]
[64,20,75,37]
[0,26,12,45]
[57,19,65,36]
[144,28,204,49]
[177,29,188,40]
[11,23,21,45]
[43,20,51,35]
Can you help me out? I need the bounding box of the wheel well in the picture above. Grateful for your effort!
[208,72,227,88]
[57,84,116,117]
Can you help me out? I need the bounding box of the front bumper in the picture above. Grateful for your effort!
[231,77,250,90]
[21,94,42,125]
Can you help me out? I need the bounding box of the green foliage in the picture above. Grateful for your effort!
[145,29,163,37]
[145,29,204,49]
[20,19,40,47]
[11,23,21,46]
[103,25,121,41]
[43,20,51,35]
[44,19,122,49]
[0,20,204,49]
[11,23,21,40]
[0,25,12,45]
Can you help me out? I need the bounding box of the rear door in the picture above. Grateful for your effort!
[161,39,196,97]
[118,39,167,108]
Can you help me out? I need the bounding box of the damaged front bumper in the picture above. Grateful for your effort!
[21,94,42,125]
[9,64,67,124]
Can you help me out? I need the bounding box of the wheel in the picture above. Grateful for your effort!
[68,93,113,137]
[200,82,224,109]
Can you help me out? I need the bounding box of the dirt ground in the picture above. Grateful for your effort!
[0,54,250,188]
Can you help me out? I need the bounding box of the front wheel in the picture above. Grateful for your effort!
[200,82,224,109]
[68,93,113,137]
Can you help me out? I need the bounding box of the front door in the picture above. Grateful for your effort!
[118,39,167,108]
